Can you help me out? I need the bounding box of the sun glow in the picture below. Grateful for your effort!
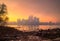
[1,0,57,22]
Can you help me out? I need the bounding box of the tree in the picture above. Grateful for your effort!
[0,3,8,26]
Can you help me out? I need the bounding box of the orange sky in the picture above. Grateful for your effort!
[0,0,59,22]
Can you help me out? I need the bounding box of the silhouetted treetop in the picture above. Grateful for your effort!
[0,3,8,26]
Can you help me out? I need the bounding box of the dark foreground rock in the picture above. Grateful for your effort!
[0,26,24,40]
[35,28,60,39]
[0,26,60,41]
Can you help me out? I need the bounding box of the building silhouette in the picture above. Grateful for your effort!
[17,16,40,25]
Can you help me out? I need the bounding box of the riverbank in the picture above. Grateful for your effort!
[0,26,60,41]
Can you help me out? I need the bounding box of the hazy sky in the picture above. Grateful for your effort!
[0,0,60,22]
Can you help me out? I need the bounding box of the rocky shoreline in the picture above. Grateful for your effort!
[0,26,60,41]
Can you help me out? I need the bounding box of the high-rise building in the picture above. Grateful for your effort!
[28,16,34,25]
[33,17,39,25]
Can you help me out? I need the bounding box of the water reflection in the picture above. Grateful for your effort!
[5,25,60,41]
[8,25,60,32]
[17,25,39,32]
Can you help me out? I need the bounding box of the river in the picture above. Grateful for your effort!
[7,25,60,41]
[8,25,60,32]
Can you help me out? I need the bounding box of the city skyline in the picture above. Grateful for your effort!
[7,16,60,26]
[0,0,60,40]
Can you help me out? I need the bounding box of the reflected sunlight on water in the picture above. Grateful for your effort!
[5,25,60,41]
[7,25,60,32]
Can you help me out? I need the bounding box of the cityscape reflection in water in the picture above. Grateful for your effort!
[6,25,60,41]
[8,25,60,32]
